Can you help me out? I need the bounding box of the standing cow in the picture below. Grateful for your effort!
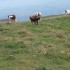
[8,15,16,23]
[29,12,41,25]
[30,15,41,25]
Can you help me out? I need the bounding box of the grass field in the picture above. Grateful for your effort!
[0,15,70,70]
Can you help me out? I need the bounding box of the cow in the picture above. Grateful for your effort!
[8,15,16,23]
[65,10,70,15]
[30,15,41,25]
[29,12,41,25]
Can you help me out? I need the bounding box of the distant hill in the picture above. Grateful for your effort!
[0,19,9,23]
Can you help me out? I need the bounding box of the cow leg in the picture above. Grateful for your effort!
[12,20,15,23]
[36,21,38,25]
[35,21,38,25]
[15,19,17,23]
[8,19,10,23]
[14,20,15,23]
[32,22,34,25]
[34,22,36,25]
[14,19,17,23]
[9,19,11,23]
[31,21,33,25]
[11,20,12,23]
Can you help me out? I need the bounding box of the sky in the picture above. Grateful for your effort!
[0,0,70,20]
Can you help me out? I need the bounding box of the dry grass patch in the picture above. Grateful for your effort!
[56,33,64,38]
[6,55,16,60]
[60,50,70,55]
[17,28,35,37]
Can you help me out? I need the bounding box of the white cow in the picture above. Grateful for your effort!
[65,10,70,15]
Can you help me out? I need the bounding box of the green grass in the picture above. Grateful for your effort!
[0,14,70,70]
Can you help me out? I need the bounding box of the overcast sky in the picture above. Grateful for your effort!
[0,0,70,9]
[0,0,70,20]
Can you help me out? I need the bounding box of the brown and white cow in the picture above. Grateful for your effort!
[8,15,16,23]
[30,15,41,25]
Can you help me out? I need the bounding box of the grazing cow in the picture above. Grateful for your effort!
[65,10,70,15]
[30,15,41,25]
[8,15,16,23]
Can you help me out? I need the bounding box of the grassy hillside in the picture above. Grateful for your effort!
[0,15,70,70]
